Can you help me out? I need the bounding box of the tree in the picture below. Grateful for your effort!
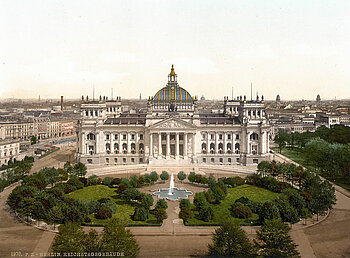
[122,188,141,202]
[84,229,101,252]
[150,171,158,184]
[179,206,193,222]
[87,175,99,186]
[52,223,87,253]
[208,220,255,256]
[180,199,190,209]
[160,171,169,181]
[274,129,289,153]
[132,207,149,221]
[177,171,186,183]
[198,203,214,222]
[17,197,36,221]
[141,194,153,209]
[73,162,87,178]
[100,218,139,256]
[231,205,253,219]
[188,172,196,184]
[193,192,208,210]
[30,135,37,145]
[281,188,306,216]
[64,161,74,177]
[210,185,226,203]
[257,161,271,177]
[255,219,300,257]
[208,176,216,188]
[155,199,168,210]
[154,208,167,223]
[95,205,112,219]
[259,201,280,223]
[46,205,64,229]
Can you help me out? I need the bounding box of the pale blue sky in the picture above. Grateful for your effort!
[1,0,349,100]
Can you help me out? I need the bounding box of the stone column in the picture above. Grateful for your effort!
[127,132,130,154]
[175,132,179,159]
[149,133,153,157]
[158,133,162,159]
[223,132,227,153]
[192,133,196,156]
[184,133,188,158]
[215,133,218,154]
[207,132,210,154]
[166,132,170,158]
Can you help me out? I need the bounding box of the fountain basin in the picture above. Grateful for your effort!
[153,188,193,201]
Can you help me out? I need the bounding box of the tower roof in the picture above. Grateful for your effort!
[169,64,176,76]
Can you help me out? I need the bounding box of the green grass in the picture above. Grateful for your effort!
[67,185,158,225]
[274,147,350,192]
[186,184,279,226]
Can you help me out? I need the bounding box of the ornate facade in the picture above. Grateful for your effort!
[76,65,270,166]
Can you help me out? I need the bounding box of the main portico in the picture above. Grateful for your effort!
[76,65,271,166]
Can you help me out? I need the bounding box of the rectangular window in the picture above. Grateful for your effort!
[202,158,206,163]
[131,134,135,140]
[236,134,240,140]
[123,134,127,140]
[106,134,110,140]
[228,134,231,140]
[202,134,206,140]
[131,158,135,163]
[253,159,259,164]
[139,134,143,140]
[114,158,118,163]
[219,134,223,140]
[228,158,231,163]
[211,158,215,163]
[210,134,214,140]
[106,158,109,163]
[123,158,126,163]
[114,134,118,140]
[139,158,143,163]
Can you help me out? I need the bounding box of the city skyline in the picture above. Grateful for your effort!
[1,0,350,100]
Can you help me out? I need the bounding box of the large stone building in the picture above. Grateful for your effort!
[76,66,271,166]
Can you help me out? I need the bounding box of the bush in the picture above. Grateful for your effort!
[85,200,100,214]
[102,177,113,186]
[179,206,193,222]
[160,171,169,181]
[233,176,245,186]
[198,203,214,222]
[231,205,253,219]
[245,174,261,186]
[87,175,99,186]
[95,205,112,219]
[180,199,190,209]
[67,176,84,190]
[141,194,154,209]
[154,208,167,223]
[155,199,168,210]
[132,207,149,221]
[194,192,208,210]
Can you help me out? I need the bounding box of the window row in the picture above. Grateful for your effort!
[202,133,240,140]
[105,143,144,154]
[201,142,240,154]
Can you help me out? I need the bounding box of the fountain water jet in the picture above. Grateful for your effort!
[153,172,192,200]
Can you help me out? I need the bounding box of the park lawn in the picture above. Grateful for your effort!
[275,147,350,192]
[186,184,279,226]
[67,185,158,225]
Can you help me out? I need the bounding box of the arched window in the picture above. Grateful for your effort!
[114,143,119,154]
[106,143,110,154]
[202,143,207,154]
[250,133,259,140]
[227,143,232,153]
[87,133,95,140]
[235,143,240,154]
[122,143,127,154]
[131,143,136,154]
[210,143,215,154]
[139,143,144,154]
[218,143,223,154]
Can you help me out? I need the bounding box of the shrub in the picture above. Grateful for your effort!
[102,177,113,186]
[245,174,261,186]
[233,176,245,186]
[179,206,193,222]
[179,199,190,209]
[95,205,112,219]
[150,172,158,183]
[85,200,100,214]
[155,199,168,210]
[154,208,167,223]
[67,176,84,190]
[141,194,154,209]
[198,203,214,222]
[87,175,99,186]
[194,192,208,210]
[132,207,149,221]
[231,205,253,219]
[160,171,169,181]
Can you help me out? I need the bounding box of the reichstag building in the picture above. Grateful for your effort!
[76,65,270,166]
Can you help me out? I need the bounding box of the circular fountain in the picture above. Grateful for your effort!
[153,173,193,201]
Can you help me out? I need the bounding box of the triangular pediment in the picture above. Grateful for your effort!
[149,116,196,129]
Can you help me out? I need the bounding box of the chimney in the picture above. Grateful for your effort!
[61,96,64,111]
